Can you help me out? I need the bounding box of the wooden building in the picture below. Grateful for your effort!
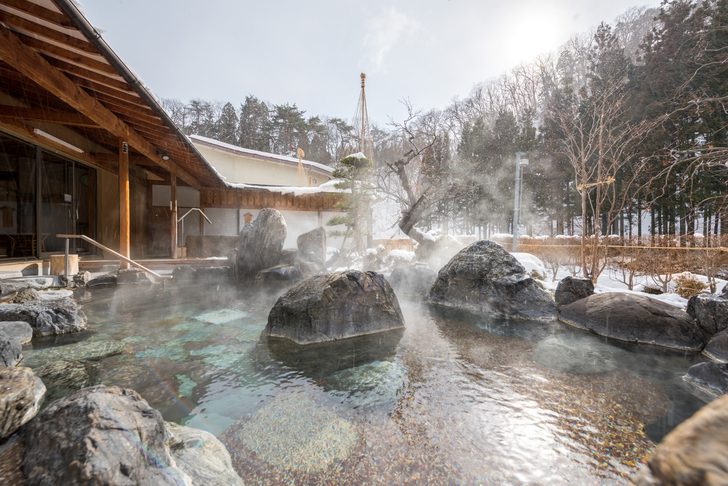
[0,0,342,267]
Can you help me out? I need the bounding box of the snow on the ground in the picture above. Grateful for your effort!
[529,255,728,310]
[512,253,547,278]
[388,249,415,263]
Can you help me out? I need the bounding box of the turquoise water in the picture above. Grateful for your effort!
[22,283,708,485]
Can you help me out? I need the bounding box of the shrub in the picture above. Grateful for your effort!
[674,274,708,299]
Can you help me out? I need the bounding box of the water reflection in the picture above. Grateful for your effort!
[20,284,714,485]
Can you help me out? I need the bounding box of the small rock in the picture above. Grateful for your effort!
[73,271,92,287]
[687,293,728,336]
[0,298,86,337]
[34,289,74,301]
[13,288,40,303]
[166,422,244,486]
[266,270,405,344]
[684,362,728,398]
[705,329,728,362]
[0,331,21,367]
[22,386,190,485]
[554,276,594,308]
[632,393,728,486]
[0,321,32,345]
[87,273,118,287]
[0,367,45,439]
[117,268,155,285]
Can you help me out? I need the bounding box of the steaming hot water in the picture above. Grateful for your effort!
[23,282,707,485]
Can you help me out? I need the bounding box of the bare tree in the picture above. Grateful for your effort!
[377,102,461,255]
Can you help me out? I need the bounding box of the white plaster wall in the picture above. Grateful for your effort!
[195,145,330,187]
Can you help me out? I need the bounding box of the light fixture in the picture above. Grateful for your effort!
[33,128,84,153]
[156,149,170,161]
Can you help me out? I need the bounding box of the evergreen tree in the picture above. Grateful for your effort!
[215,102,238,145]
[238,95,271,152]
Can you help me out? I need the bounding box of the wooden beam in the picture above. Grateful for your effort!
[0,105,97,126]
[2,0,75,29]
[0,25,203,190]
[17,33,116,76]
[119,138,130,269]
[0,9,96,54]
[44,56,130,92]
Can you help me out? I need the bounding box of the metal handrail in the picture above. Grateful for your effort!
[56,234,167,279]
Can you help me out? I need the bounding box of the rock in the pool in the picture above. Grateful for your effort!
[687,293,728,336]
[684,362,728,398]
[117,268,155,285]
[632,393,728,486]
[428,240,558,320]
[266,270,405,344]
[0,321,33,344]
[560,293,705,352]
[22,385,190,485]
[554,276,594,308]
[0,298,86,337]
[705,329,728,362]
[0,367,45,439]
[166,421,244,486]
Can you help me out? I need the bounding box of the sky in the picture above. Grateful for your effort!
[77,0,662,127]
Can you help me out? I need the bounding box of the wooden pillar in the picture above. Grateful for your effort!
[171,171,177,259]
[119,139,130,269]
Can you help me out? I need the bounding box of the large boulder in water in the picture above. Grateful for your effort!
[237,208,287,280]
[554,276,594,308]
[560,293,705,352]
[632,393,728,486]
[428,240,558,320]
[266,270,405,344]
[22,385,190,485]
[687,293,728,336]
[0,298,86,337]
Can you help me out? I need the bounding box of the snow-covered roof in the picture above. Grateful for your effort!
[190,135,334,175]
[225,179,348,196]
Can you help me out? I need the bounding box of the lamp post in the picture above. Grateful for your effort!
[512,152,529,252]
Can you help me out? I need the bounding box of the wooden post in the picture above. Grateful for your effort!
[171,171,177,259]
[119,138,130,269]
